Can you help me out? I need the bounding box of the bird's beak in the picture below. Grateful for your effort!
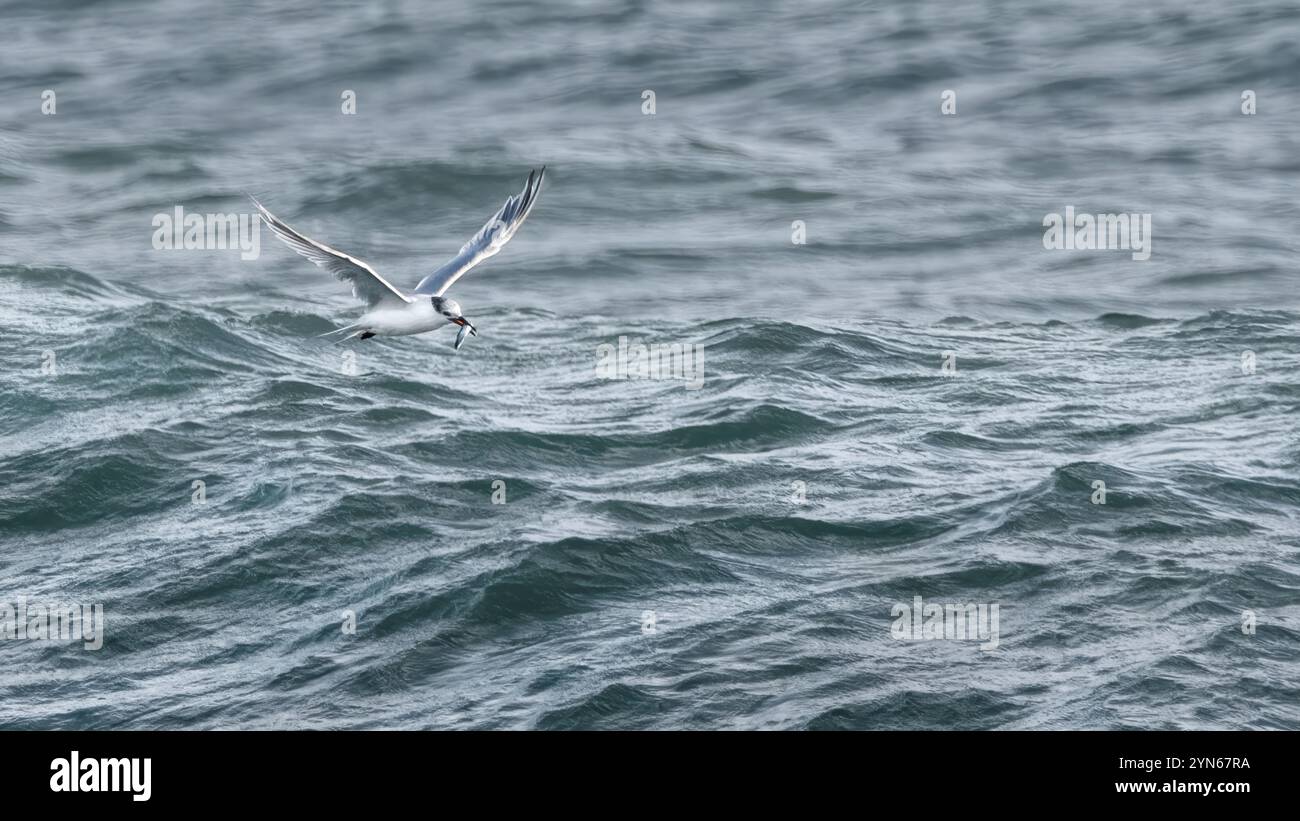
[457,319,478,348]
[453,316,478,337]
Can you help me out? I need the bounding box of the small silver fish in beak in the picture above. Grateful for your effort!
[453,318,477,350]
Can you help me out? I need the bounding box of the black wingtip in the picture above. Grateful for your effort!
[521,168,540,211]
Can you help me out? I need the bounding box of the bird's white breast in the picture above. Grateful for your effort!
[361,299,443,336]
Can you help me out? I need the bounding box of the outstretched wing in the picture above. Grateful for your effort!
[412,167,545,297]
[250,197,412,307]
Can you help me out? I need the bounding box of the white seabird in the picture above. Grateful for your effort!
[251,167,545,350]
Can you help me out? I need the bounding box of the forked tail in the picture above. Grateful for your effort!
[316,323,366,344]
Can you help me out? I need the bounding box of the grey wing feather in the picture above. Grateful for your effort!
[412,167,545,297]
[249,197,411,307]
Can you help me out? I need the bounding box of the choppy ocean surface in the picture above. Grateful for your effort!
[1,0,1298,729]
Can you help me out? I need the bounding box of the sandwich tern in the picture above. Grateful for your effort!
[251,167,545,350]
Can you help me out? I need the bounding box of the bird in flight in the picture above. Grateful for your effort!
[251,167,545,350]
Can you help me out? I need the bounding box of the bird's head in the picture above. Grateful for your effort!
[432,296,477,349]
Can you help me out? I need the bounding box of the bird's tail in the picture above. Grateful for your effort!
[316,323,364,344]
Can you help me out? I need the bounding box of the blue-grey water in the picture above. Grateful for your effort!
[1,0,1298,729]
